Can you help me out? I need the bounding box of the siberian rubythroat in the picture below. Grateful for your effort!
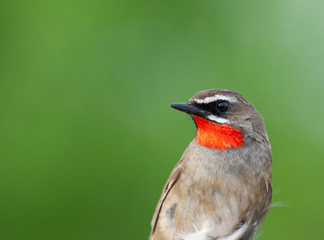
[150,89,272,240]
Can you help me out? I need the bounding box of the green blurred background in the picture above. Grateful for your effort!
[0,1,323,239]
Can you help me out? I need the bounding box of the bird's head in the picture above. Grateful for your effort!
[170,89,268,151]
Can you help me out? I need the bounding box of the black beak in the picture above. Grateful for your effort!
[170,102,208,118]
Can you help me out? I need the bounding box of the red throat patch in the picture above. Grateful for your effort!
[192,116,244,151]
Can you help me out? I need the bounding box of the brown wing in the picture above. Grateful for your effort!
[241,153,273,240]
[240,183,272,240]
[150,159,183,236]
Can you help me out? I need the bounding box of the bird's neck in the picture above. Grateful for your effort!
[192,116,244,151]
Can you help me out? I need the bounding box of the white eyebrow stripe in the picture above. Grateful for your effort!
[194,95,237,104]
[207,115,230,124]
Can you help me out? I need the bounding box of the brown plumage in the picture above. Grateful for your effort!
[150,89,272,240]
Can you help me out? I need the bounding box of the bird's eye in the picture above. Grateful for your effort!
[216,101,229,112]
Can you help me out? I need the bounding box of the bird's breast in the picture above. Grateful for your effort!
[158,141,270,239]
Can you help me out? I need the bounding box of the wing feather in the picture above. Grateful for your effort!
[150,159,183,236]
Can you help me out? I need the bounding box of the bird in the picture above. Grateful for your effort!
[150,89,272,240]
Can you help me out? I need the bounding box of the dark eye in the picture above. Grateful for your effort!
[216,101,229,112]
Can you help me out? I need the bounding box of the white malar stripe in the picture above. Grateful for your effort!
[194,95,237,104]
[207,115,230,124]
[218,223,249,240]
